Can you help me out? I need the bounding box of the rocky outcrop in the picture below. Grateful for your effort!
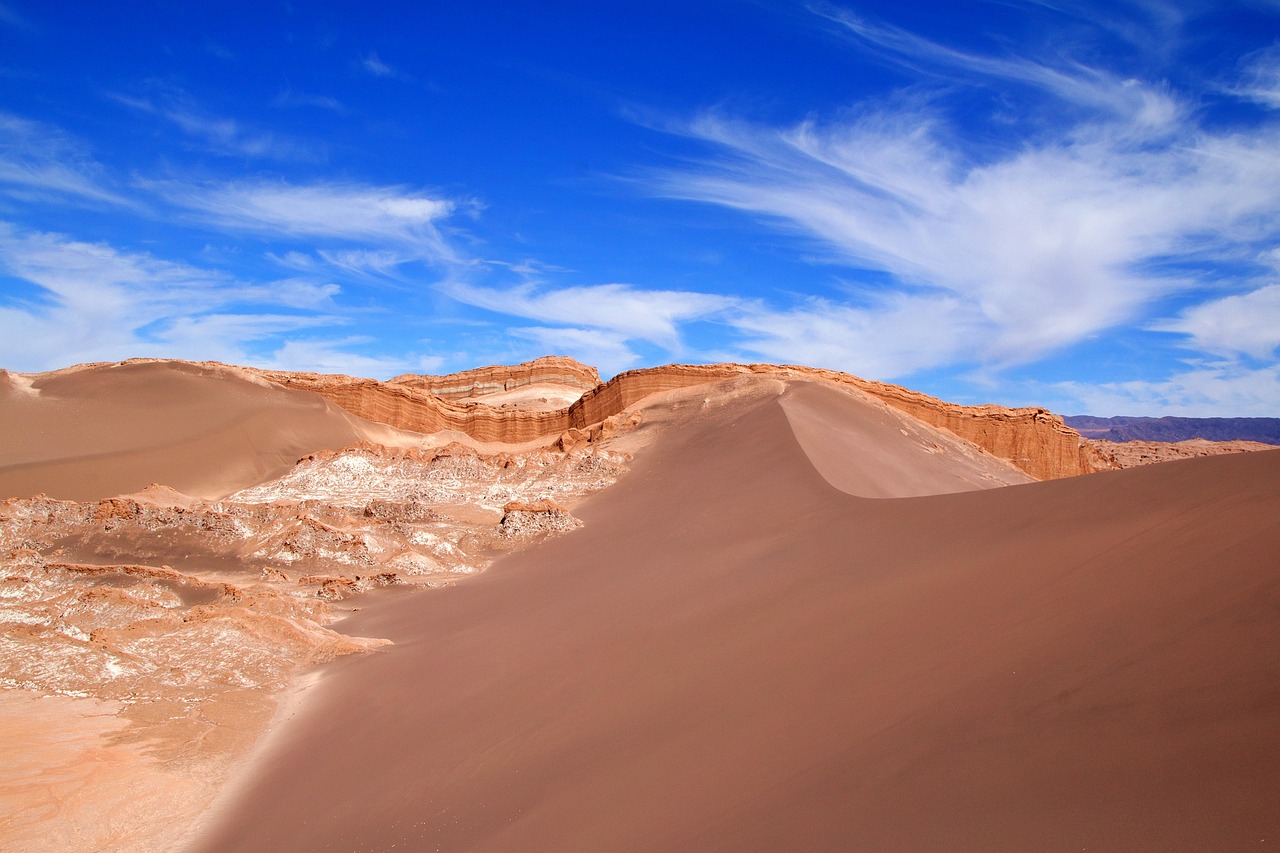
[255,370,570,442]
[389,356,600,400]
[498,499,581,538]
[1086,438,1275,470]
[250,361,1091,480]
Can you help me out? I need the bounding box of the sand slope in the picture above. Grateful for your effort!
[0,361,411,501]
[191,382,1280,852]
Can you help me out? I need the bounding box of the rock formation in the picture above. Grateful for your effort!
[254,361,1092,481]
[1085,437,1275,470]
[389,355,600,400]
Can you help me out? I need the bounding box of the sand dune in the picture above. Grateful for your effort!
[0,360,413,501]
[190,380,1280,851]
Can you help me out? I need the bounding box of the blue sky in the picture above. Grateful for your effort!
[2,0,1279,415]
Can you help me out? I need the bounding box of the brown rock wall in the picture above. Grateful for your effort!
[390,355,600,400]
[252,361,1091,480]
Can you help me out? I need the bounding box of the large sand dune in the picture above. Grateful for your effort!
[0,360,413,501]
[190,379,1280,851]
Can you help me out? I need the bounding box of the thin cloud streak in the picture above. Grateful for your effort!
[361,52,394,77]
[1053,362,1280,417]
[111,91,325,162]
[0,113,134,207]
[159,180,462,264]
[812,4,1181,126]
[444,281,735,349]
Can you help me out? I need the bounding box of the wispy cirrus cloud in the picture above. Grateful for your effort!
[111,90,324,162]
[0,113,133,207]
[813,4,1182,126]
[730,292,982,380]
[1233,44,1280,110]
[507,326,643,376]
[360,52,395,77]
[259,338,445,377]
[0,223,353,370]
[158,180,462,265]
[1050,362,1280,418]
[645,8,1280,391]
[445,281,735,348]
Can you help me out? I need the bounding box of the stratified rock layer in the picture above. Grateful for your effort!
[389,355,600,400]
[257,362,1091,481]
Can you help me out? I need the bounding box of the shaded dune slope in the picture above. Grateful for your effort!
[193,383,1280,852]
[0,361,406,501]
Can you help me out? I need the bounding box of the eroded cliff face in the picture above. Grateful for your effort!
[253,360,1092,481]
[389,355,600,400]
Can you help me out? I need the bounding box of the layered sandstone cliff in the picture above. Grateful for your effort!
[252,360,1091,480]
[389,355,600,400]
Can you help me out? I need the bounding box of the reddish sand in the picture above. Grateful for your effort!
[191,381,1280,851]
[0,361,410,501]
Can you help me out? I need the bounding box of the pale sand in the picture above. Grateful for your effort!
[190,381,1280,851]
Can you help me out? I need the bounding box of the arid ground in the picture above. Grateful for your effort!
[2,358,1276,851]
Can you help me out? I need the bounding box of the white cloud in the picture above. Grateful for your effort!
[317,249,414,276]
[160,180,460,263]
[1233,44,1280,110]
[1052,362,1280,417]
[0,224,345,371]
[112,91,322,162]
[508,326,642,377]
[731,293,982,379]
[652,89,1280,377]
[260,338,443,378]
[1152,284,1280,360]
[361,52,394,77]
[814,5,1182,127]
[0,112,132,206]
[444,281,734,348]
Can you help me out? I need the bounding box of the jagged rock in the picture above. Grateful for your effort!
[363,499,438,523]
[1086,438,1274,470]
[498,499,582,538]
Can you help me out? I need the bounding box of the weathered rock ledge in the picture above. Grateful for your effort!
[388,355,600,400]
[253,361,1091,481]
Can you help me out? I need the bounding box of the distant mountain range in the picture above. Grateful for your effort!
[1064,416,1280,444]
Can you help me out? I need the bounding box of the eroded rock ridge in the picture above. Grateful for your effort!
[257,360,1091,480]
